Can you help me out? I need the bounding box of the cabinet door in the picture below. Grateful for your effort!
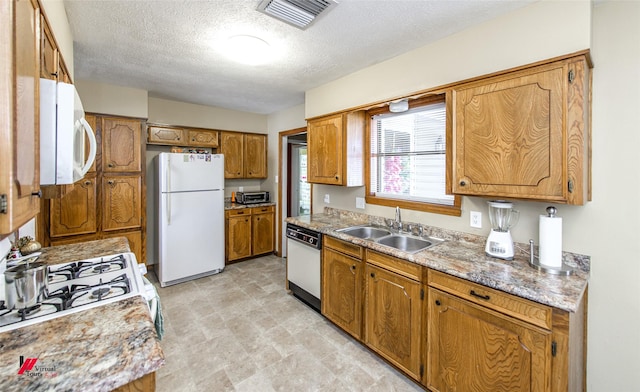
[307,114,343,185]
[251,208,273,255]
[148,126,185,146]
[452,64,565,200]
[220,132,244,178]
[103,118,142,172]
[365,263,423,380]
[50,175,97,238]
[427,288,551,392]
[188,129,219,147]
[244,134,267,178]
[227,213,252,261]
[102,175,141,231]
[0,0,41,235]
[322,247,363,339]
[103,230,143,264]
[40,15,57,80]
[50,175,97,237]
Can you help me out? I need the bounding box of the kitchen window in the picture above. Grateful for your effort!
[365,95,461,216]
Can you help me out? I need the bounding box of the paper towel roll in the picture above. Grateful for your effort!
[539,215,563,268]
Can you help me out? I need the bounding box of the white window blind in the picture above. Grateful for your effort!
[370,101,454,205]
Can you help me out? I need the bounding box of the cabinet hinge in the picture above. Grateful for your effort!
[0,194,7,214]
[568,179,575,193]
[568,69,575,83]
[420,289,424,300]
[420,364,424,378]
[551,341,557,357]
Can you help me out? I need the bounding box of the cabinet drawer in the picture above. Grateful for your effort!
[251,205,274,214]
[324,236,363,259]
[366,250,424,281]
[226,208,251,217]
[428,270,552,329]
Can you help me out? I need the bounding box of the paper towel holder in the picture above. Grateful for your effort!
[528,239,574,275]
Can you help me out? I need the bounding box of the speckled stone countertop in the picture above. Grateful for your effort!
[0,238,165,391]
[287,208,590,313]
[225,201,276,210]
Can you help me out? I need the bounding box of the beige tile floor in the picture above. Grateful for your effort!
[150,255,425,391]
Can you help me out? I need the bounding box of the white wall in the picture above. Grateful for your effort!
[305,1,591,119]
[76,79,148,118]
[148,97,267,132]
[305,1,640,390]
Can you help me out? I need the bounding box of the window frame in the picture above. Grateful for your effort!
[364,94,461,216]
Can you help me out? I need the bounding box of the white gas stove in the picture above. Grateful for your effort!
[0,253,154,333]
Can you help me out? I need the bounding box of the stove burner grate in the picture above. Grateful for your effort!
[17,305,41,319]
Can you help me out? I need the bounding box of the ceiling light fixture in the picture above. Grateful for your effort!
[389,98,409,113]
[223,35,272,65]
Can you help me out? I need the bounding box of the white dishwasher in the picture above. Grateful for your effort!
[286,223,322,312]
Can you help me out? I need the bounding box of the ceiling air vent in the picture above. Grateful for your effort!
[257,0,338,30]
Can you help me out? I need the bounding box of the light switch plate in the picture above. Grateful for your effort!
[470,211,482,228]
[356,197,365,209]
[324,194,330,203]
[239,186,244,192]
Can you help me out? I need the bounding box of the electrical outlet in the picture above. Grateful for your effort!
[470,211,482,228]
[239,186,244,192]
[356,197,365,209]
[324,194,330,203]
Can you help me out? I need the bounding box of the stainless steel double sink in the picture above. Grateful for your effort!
[336,225,443,253]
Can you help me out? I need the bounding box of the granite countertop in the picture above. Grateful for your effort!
[286,208,590,313]
[225,201,276,210]
[0,238,164,391]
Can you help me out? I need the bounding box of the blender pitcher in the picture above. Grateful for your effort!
[485,200,519,259]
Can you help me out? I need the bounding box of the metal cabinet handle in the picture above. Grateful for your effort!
[108,163,115,168]
[107,180,114,185]
[470,290,490,300]
[84,180,92,186]
[459,180,466,186]
[351,265,356,270]
[370,272,375,278]
[31,190,42,198]
[435,300,441,306]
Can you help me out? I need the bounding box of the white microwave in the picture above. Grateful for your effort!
[39,79,96,185]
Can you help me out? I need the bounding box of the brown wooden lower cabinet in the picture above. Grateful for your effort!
[225,206,274,263]
[318,239,586,392]
[364,251,424,381]
[321,237,363,340]
[112,371,155,392]
[427,288,551,391]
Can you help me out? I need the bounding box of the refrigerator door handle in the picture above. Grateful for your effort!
[167,157,172,225]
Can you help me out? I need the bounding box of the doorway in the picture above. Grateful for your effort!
[278,127,309,258]
[288,134,310,217]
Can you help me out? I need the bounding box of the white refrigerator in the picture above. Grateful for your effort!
[157,153,225,287]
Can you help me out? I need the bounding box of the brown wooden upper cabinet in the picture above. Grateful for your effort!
[451,52,591,205]
[103,117,142,173]
[147,126,184,145]
[307,111,365,186]
[188,129,219,148]
[147,125,219,148]
[0,0,41,235]
[219,131,268,179]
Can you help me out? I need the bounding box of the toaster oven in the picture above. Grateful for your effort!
[235,191,270,204]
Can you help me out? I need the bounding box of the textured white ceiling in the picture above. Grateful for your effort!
[64,0,536,114]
